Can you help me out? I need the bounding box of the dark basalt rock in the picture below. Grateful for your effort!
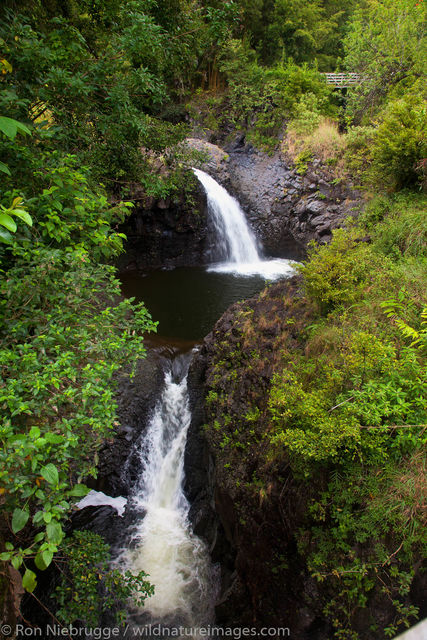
[185,137,364,258]
[185,350,244,625]
[116,182,209,271]
[183,278,334,635]
[91,351,165,498]
[69,505,126,547]
[117,137,363,274]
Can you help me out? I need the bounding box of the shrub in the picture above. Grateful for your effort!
[343,125,376,182]
[372,194,427,259]
[269,324,426,467]
[286,93,323,136]
[218,44,336,150]
[297,228,380,314]
[0,248,155,586]
[55,531,154,626]
[369,94,427,191]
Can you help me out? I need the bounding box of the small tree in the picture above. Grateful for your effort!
[370,94,427,190]
[344,0,426,122]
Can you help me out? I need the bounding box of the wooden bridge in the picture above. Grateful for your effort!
[322,72,363,87]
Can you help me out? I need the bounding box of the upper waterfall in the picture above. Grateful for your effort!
[193,168,261,264]
[193,168,295,279]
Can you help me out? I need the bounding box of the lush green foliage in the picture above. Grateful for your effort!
[0,23,157,610]
[0,159,156,598]
[280,0,427,190]
[369,94,426,190]
[0,0,256,617]
[216,46,337,149]
[343,0,426,122]
[55,531,154,625]
[303,452,425,639]
[270,194,427,636]
[234,0,364,69]
[0,0,239,192]
[2,10,162,180]
[0,0,425,632]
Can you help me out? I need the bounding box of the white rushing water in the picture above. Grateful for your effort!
[118,356,214,628]
[193,168,295,279]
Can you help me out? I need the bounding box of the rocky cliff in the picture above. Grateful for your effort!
[185,277,426,639]
[186,137,363,258]
[116,182,209,271]
[185,277,332,637]
[116,138,363,273]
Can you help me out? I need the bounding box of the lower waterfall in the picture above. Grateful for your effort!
[117,353,215,630]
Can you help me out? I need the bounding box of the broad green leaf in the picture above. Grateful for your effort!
[0,228,13,244]
[22,568,37,592]
[0,161,11,175]
[35,549,53,570]
[46,521,63,544]
[11,209,33,226]
[0,116,17,138]
[42,549,54,567]
[33,511,45,525]
[0,552,12,561]
[12,508,29,533]
[0,116,30,139]
[40,463,59,485]
[11,555,23,570]
[69,484,89,497]
[34,552,46,571]
[0,212,17,232]
[29,426,41,439]
[44,433,64,444]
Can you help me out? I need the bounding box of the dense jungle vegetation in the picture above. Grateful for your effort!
[0,0,426,636]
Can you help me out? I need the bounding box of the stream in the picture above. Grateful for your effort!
[82,170,297,634]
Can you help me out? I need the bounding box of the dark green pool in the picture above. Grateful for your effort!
[120,265,293,342]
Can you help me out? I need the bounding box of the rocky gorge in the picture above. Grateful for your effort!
[20,137,424,640]
[118,136,364,271]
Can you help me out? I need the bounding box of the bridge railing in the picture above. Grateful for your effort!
[322,72,363,87]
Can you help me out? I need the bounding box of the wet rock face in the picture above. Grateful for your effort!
[186,137,364,258]
[186,138,231,187]
[117,136,363,273]
[117,137,363,272]
[116,183,209,271]
[92,351,165,498]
